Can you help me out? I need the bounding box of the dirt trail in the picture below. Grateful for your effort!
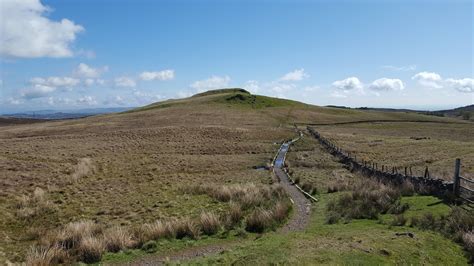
[119,139,311,265]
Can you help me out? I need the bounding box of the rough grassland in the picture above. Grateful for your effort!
[184,134,468,265]
[0,89,469,263]
[315,122,474,180]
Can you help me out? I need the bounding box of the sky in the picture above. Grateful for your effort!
[0,0,473,113]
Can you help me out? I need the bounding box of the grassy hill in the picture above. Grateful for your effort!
[0,89,471,264]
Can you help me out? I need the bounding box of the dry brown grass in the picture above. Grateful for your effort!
[226,202,243,228]
[15,187,54,220]
[273,201,291,223]
[54,220,102,249]
[71,157,95,181]
[245,208,274,233]
[462,231,474,256]
[77,236,105,263]
[199,212,221,235]
[316,122,474,180]
[26,245,68,266]
[103,226,135,252]
[140,220,176,242]
[173,218,200,239]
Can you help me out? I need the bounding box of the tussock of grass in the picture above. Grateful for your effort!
[103,226,135,252]
[272,201,291,223]
[199,212,221,236]
[246,208,274,233]
[71,157,95,181]
[173,218,200,239]
[140,220,176,242]
[226,202,243,228]
[15,187,54,220]
[185,183,286,210]
[78,236,105,263]
[26,245,68,266]
[326,179,407,222]
[462,231,474,256]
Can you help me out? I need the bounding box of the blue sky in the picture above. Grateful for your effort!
[1,0,472,113]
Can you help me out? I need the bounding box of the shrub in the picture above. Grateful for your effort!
[173,218,200,239]
[199,212,221,235]
[103,226,135,252]
[26,245,68,266]
[77,236,105,264]
[245,208,273,233]
[390,214,407,226]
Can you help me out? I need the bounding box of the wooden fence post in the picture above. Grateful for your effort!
[453,158,461,196]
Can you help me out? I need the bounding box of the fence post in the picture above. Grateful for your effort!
[453,158,461,196]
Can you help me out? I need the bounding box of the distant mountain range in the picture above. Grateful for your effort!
[1,107,134,120]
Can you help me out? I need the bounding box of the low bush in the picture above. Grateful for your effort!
[462,231,474,257]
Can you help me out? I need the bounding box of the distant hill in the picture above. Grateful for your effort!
[429,105,474,121]
[2,107,134,120]
[326,105,474,122]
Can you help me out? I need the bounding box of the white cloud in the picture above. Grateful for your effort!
[412,71,443,88]
[21,84,56,99]
[369,78,405,91]
[6,97,22,105]
[446,78,474,93]
[133,90,164,104]
[243,80,261,94]
[382,65,417,71]
[76,96,97,105]
[190,75,230,92]
[115,77,136,87]
[0,0,84,58]
[84,79,95,86]
[139,69,175,81]
[176,91,192,98]
[330,91,348,98]
[332,77,363,91]
[279,69,309,81]
[31,76,80,88]
[96,79,106,86]
[74,63,108,78]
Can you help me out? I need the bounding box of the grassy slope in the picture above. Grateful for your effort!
[0,88,469,263]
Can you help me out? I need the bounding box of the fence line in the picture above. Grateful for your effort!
[307,126,460,199]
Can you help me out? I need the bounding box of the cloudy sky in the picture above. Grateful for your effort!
[0,0,472,113]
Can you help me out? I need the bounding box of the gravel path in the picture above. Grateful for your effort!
[273,142,312,233]
[119,140,311,265]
